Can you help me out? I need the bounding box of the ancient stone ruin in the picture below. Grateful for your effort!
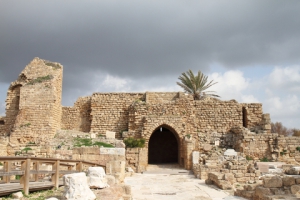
[1,58,300,199]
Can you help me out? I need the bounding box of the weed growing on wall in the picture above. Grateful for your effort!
[45,62,61,70]
[296,146,300,152]
[27,75,53,85]
[124,137,145,148]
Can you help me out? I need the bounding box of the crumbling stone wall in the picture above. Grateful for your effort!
[3,58,63,155]
[90,93,144,138]
[145,92,181,104]
[61,96,91,132]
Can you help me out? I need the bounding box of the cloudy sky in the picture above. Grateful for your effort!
[0,1,300,129]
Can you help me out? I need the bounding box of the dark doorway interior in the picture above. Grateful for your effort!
[243,107,248,128]
[148,127,178,164]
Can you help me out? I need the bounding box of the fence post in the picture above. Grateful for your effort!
[33,161,39,181]
[52,160,60,189]
[76,161,83,172]
[4,161,11,183]
[20,158,31,195]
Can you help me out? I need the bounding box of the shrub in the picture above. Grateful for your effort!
[296,146,300,152]
[246,155,253,160]
[124,137,145,148]
[260,157,270,162]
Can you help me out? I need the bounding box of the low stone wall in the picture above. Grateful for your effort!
[125,148,147,173]
[235,175,300,200]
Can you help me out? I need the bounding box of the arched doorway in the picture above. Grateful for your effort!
[148,126,179,164]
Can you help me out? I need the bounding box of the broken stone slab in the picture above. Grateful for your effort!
[87,167,109,189]
[287,167,300,175]
[63,172,96,200]
[192,151,200,164]
[106,131,115,139]
[100,147,125,156]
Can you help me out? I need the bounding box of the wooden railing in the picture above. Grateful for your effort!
[0,156,105,195]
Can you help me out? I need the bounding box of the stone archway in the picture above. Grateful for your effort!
[148,125,179,164]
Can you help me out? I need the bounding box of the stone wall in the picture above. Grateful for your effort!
[145,92,181,104]
[125,148,148,173]
[61,96,91,132]
[90,93,144,138]
[4,58,63,155]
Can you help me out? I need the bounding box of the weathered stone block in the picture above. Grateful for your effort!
[263,176,282,188]
[282,176,295,186]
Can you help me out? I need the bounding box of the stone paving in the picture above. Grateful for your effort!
[124,164,246,200]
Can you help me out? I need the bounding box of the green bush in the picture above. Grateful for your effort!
[260,157,270,162]
[124,137,145,148]
[21,147,32,153]
[296,146,300,152]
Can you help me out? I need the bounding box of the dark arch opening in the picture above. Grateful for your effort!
[148,126,178,164]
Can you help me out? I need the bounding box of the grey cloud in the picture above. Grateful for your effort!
[1,0,300,108]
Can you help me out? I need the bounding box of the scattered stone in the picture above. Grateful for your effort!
[63,172,96,200]
[87,167,109,189]
[12,191,23,199]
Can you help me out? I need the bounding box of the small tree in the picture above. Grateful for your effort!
[271,122,292,136]
[177,69,219,100]
[292,128,300,137]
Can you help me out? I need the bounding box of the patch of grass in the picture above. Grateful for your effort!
[0,162,3,166]
[280,149,287,156]
[15,175,21,180]
[45,62,61,70]
[185,134,191,139]
[260,157,270,162]
[27,75,53,85]
[124,137,145,148]
[74,138,113,148]
[21,147,32,153]
[93,141,114,148]
[246,155,253,160]
[20,123,31,128]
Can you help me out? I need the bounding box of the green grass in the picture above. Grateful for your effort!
[260,157,270,162]
[45,62,61,70]
[74,138,114,148]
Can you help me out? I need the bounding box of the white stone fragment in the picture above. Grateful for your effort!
[63,172,96,200]
[12,191,23,199]
[87,167,109,189]
[106,131,115,139]
[192,151,200,164]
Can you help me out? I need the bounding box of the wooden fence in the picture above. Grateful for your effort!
[0,156,105,196]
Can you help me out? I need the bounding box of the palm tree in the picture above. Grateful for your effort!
[176,69,219,100]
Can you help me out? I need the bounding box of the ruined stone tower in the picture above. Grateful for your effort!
[0,58,63,155]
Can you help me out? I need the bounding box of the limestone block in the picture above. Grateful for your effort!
[106,175,116,185]
[63,173,96,200]
[106,131,115,139]
[192,151,200,164]
[287,167,300,175]
[203,144,212,151]
[224,173,235,184]
[87,167,109,189]
[282,176,295,186]
[12,191,23,199]
[254,186,272,199]
[291,185,300,195]
[100,148,125,156]
[263,176,282,188]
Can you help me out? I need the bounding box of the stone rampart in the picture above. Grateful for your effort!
[61,96,91,132]
[90,93,144,138]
